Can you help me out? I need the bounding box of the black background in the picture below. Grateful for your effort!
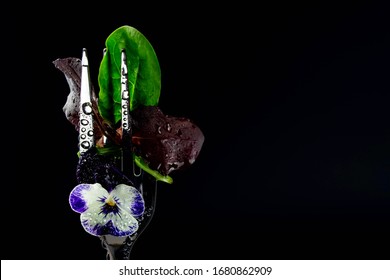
[4,1,390,260]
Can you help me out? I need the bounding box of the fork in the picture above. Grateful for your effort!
[79,48,157,260]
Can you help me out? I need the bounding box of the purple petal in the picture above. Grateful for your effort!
[69,183,108,213]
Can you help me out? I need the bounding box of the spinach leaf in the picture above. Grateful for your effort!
[98,25,161,125]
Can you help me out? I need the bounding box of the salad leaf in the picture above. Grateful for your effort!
[98,25,161,125]
[134,155,173,184]
[132,106,205,176]
[53,57,83,130]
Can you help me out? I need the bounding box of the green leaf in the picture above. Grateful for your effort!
[98,25,161,125]
[94,146,173,184]
[134,155,173,184]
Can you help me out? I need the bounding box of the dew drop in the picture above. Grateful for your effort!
[87,130,93,137]
[81,141,91,149]
[82,102,93,114]
[122,90,129,100]
[81,119,89,126]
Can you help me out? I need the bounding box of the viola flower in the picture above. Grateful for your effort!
[69,182,145,237]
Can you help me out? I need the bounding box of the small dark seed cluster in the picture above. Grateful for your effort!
[76,147,133,191]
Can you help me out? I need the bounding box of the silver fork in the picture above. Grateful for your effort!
[80,48,157,260]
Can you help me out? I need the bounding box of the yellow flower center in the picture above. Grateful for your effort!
[105,196,116,207]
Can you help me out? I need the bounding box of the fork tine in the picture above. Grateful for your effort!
[79,48,94,154]
[121,49,131,143]
[120,49,133,175]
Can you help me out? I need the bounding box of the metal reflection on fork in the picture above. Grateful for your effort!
[79,48,157,260]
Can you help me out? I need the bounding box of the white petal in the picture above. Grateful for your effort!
[80,204,139,236]
[112,184,145,217]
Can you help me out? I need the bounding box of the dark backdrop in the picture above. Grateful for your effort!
[4,1,390,260]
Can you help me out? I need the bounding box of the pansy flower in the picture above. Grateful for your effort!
[69,182,145,236]
[68,147,146,237]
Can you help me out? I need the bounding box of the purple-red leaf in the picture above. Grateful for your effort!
[131,106,205,175]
